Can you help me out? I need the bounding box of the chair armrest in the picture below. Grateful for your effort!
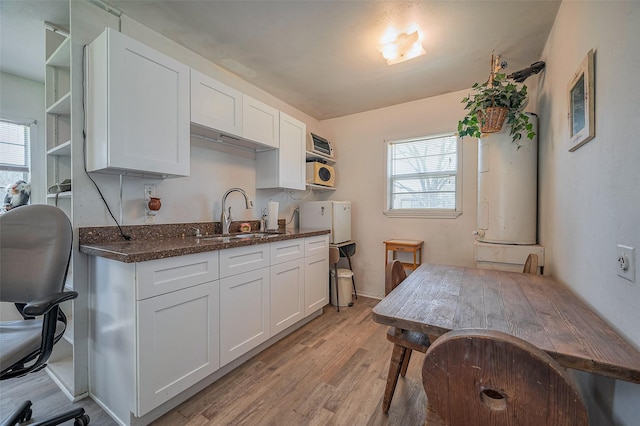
[23,291,78,316]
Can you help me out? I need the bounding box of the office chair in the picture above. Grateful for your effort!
[422,329,588,426]
[382,260,431,413]
[0,205,90,426]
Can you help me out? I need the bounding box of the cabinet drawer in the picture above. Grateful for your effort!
[136,251,219,300]
[219,244,270,278]
[305,234,329,257]
[270,238,305,265]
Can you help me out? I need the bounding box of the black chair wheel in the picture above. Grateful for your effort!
[20,407,32,422]
[74,414,90,426]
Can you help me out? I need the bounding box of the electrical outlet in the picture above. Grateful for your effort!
[616,245,636,283]
[144,184,156,201]
[145,212,156,224]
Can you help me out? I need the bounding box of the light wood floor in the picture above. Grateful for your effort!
[1,297,427,425]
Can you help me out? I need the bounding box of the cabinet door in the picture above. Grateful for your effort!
[190,69,242,137]
[220,268,270,366]
[243,95,279,148]
[256,112,306,190]
[278,112,306,190]
[270,258,304,335]
[137,281,219,415]
[88,28,190,177]
[305,252,329,316]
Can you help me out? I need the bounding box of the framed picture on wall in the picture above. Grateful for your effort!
[568,49,595,151]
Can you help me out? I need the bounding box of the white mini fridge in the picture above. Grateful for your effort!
[300,201,351,244]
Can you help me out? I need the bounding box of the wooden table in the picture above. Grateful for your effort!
[384,239,423,271]
[372,263,640,383]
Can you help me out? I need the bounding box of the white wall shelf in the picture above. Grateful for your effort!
[46,92,71,115]
[46,37,71,69]
[305,150,335,165]
[47,140,71,156]
[306,183,336,192]
[47,191,72,199]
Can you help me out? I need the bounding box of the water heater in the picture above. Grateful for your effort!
[476,114,538,244]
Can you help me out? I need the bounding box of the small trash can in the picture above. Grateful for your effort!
[330,268,353,307]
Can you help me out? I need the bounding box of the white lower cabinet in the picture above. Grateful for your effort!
[219,268,270,366]
[137,281,219,414]
[90,251,219,424]
[269,239,305,335]
[89,235,328,425]
[305,253,329,315]
[270,258,305,335]
[304,235,330,315]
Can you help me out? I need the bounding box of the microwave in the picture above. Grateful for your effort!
[306,133,334,158]
[306,162,335,187]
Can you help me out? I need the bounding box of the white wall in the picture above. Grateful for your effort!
[320,91,479,298]
[537,2,640,424]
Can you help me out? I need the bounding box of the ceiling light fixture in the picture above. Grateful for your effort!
[378,28,425,65]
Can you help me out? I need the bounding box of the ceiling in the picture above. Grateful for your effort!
[0,1,561,121]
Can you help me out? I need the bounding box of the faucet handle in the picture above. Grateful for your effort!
[191,227,202,237]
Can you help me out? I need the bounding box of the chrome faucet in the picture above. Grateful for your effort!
[221,188,253,234]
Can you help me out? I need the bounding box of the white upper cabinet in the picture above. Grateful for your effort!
[190,69,242,137]
[86,28,190,178]
[256,112,306,190]
[190,71,281,150]
[242,95,279,149]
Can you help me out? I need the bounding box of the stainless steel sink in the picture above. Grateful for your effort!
[198,232,282,242]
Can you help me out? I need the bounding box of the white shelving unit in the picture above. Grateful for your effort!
[45,27,72,212]
[44,22,83,400]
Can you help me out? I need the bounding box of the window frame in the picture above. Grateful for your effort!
[383,132,462,219]
[0,118,32,188]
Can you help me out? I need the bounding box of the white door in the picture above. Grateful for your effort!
[137,281,219,415]
[270,258,305,335]
[220,268,270,366]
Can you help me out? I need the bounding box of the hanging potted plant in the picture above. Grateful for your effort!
[458,71,535,144]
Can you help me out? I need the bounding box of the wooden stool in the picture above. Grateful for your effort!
[384,239,423,271]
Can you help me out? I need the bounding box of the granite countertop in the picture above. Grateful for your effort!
[79,221,330,263]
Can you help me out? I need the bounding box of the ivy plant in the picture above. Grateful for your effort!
[458,73,535,145]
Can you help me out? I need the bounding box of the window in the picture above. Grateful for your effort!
[0,119,31,192]
[385,133,462,218]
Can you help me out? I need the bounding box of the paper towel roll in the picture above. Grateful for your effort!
[267,201,279,230]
